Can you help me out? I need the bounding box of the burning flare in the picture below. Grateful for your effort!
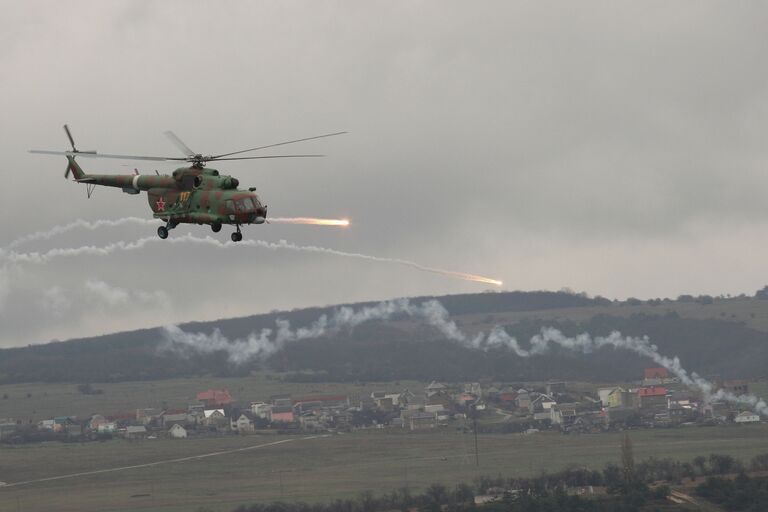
[432,270,503,287]
[270,217,350,227]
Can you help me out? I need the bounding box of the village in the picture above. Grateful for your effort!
[0,367,761,444]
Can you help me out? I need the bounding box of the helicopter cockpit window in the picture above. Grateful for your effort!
[225,200,235,213]
[241,198,255,211]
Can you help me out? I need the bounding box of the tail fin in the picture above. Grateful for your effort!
[65,155,86,180]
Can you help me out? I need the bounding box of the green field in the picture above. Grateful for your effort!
[1,424,767,512]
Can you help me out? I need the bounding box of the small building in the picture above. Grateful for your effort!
[299,412,323,430]
[735,411,760,424]
[426,391,454,410]
[456,393,477,406]
[406,411,437,430]
[529,394,557,414]
[424,404,447,414]
[615,388,639,409]
[550,402,600,427]
[294,395,350,413]
[464,382,482,397]
[202,409,229,429]
[515,389,531,410]
[52,416,78,433]
[232,412,255,432]
[251,402,272,419]
[271,395,293,407]
[169,423,188,438]
[643,367,670,386]
[546,382,567,395]
[598,387,617,407]
[125,425,148,439]
[163,413,194,428]
[97,422,117,433]
[638,386,668,411]
[38,419,55,431]
[270,406,295,424]
[426,381,448,398]
[136,408,161,425]
[550,403,578,426]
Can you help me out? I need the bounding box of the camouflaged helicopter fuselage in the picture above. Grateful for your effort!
[76,164,266,226]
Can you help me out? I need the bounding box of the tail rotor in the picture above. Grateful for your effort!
[63,124,77,179]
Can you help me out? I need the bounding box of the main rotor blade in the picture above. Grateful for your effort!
[29,149,186,162]
[163,130,196,157]
[63,124,76,151]
[212,131,347,159]
[213,154,325,161]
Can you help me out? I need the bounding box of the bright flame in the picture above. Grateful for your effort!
[414,266,503,286]
[270,217,350,227]
[441,271,503,287]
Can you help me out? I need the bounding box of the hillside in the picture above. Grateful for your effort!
[2,290,768,384]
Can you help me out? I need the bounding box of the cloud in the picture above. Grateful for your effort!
[2,2,768,344]
[41,286,69,318]
[83,279,168,308]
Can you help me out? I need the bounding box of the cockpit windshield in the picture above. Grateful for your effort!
[230,198,255,213]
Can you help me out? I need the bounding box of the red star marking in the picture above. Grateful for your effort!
[155,197,166,211]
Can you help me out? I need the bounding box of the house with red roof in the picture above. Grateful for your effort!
[643,367,672,386]
[196,389,234,407]
[638,386,668,411]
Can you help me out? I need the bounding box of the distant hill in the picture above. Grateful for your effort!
[2,290,768,384]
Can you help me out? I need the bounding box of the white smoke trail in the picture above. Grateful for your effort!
[0,234,502,286]
[5,215,347,249]
[162,299,768,416]
[6,217,158,248]
[161,298,463,364]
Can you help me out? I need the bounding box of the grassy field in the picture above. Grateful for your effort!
[1,424,767,512]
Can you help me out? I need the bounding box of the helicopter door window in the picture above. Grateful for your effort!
[225,200,235,213]
[181,175,196,191]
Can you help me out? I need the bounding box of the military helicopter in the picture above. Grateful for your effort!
[30,125,345,241]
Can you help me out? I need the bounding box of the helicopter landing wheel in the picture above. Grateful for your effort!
[211,221,222,233]
[157,226,169,239]
[231,231,243,242]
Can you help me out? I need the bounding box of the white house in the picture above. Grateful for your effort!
[232,413,255,432]
[597,388,616,407]
[735,411,760,423]
[250,402,271,418]
[169,423,188,439]
[97,422,117,433]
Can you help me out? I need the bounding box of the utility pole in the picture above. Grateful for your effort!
[472,403,479,467]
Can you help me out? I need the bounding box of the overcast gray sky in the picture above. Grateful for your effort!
[1,1,768,347]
